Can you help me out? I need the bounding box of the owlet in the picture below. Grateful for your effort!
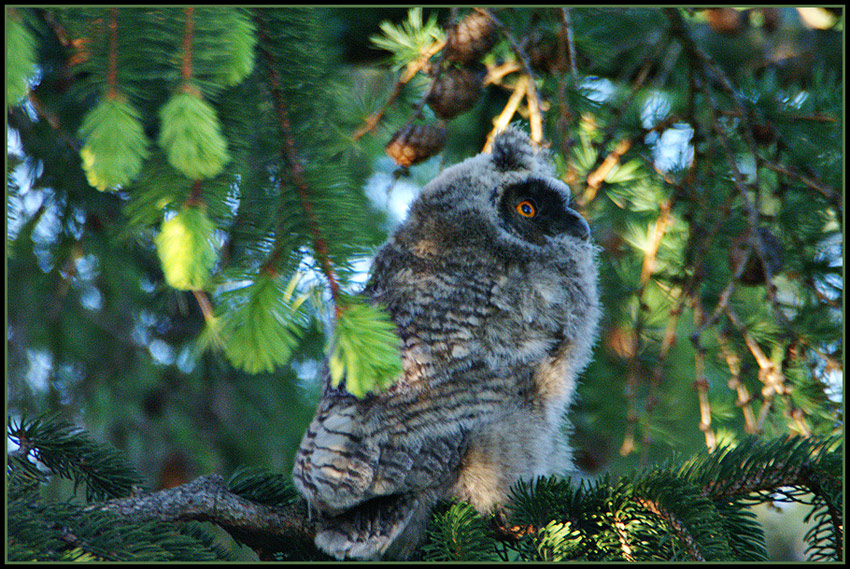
[293,126,601,559]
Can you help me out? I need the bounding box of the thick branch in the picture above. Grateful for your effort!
[89,474,316,557]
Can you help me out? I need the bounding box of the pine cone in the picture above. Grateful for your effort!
[524,31,555,73]
[385,124,447,168]
[728,227,783,285]
[705,8,749,35]
[444,10,497,64]
[426,64,485,120]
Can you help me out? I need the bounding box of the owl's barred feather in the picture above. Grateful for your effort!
[293,126,601,559]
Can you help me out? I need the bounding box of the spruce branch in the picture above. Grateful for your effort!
[8,415,144,502]
[352,38,446,142]
[633,497,704,561]
[255,14,341,313]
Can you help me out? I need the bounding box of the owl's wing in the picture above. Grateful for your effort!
[294,387,467,510]
[294,385,468,559]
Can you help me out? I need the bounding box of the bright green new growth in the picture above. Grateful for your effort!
[158,89,230,180]
[328,299,404,398]
[217,10,257,87]
[78,96,150,191]
[369,7,445,71]
[6,14,37,103]
[154,205,219,290]
[202,273,307,374]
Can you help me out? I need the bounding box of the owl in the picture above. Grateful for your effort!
[292,126,601,560]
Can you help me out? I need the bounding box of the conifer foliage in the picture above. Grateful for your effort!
[6,6,844,562]
[6,416,842,561]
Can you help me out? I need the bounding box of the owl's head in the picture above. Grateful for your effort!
[396,125,592,261]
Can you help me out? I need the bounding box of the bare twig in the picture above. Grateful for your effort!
[107,8,118,98]
[758,158,841,208]
[483,75,529,153]
[693,299,717,451]
[581,114,680,206]
[192,290,215,323]
[717,332,758,434]
[180,7,194,84]
[474,8,544,146]
[560,8,578,82]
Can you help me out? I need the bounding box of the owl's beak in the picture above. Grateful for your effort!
[561,208,591,241]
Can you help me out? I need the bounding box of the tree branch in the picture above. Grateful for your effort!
[88,474,316,558]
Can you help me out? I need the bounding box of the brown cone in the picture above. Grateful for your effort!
[444,10,497,64]
[385,123,448,167]
[426,64,485,120]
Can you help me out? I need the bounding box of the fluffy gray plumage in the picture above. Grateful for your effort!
[293,126,601,560]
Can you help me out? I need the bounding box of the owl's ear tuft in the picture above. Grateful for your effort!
[491,125,536,172]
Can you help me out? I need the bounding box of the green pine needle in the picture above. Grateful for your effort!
[8,414,144,502]
[158,89,230,180]
[6,12,38,103]
[79,96,151,191]
[217,9,257,87]
[327,298,403,398]
[202,272,306,374]
[422,502,496,561]
[155,205,219,290]
[369,7,445,70]
[227,466,299,507]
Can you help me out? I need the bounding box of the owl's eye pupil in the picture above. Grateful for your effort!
[516,200,537,218]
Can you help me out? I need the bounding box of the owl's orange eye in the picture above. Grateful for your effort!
[516,200,537,218]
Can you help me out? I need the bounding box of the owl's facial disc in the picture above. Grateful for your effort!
[498,179,591,243]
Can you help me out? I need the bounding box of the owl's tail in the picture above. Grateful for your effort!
[314,492,436,560]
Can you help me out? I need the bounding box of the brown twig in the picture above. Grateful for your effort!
[474,8,544,146]
[483,75,529,153]
[351,38,446,141]
[560,8,578,83]
[107,8,118,98]
[192,290,215,323]
[620,198,675,458]
[255,13,342,314]
[717,331,758,434]
[180,7,194,84]
[555,10,576,176]
[723,306,797,434]
[581,114,680,206]
[692,299,717,451]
